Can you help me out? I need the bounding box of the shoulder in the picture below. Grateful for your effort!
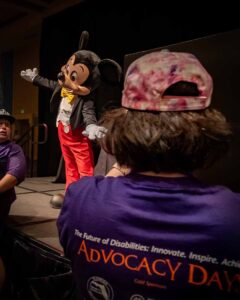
[0,141,20,154]
[62,176,106,213]
[68,175,106,193]
[10,142,22,149]
[212,184,240,199]
[9,142,24,154]
[208,185,240,225]
[202,183,240,207]
[64,175,121,203]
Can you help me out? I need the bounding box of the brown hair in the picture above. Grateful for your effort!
[99,107,232,173]
[99,80,232,173]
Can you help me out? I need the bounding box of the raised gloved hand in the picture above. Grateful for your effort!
[20,68,38,82]
[82,124,107,140]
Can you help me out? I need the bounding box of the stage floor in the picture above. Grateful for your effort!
[8,177,65,253]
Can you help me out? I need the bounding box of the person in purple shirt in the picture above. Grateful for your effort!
[57,51,240,300]
[0,109,26,291]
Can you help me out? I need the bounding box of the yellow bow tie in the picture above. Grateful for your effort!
[61,88,75,104]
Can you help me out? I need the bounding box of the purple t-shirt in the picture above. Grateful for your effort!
[0,141,26,219]
[57,174,240,299]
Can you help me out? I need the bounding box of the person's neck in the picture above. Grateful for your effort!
[0,139,10,144]
[138,171,187,178]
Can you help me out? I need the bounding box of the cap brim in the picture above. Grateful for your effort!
[0,115,15,124]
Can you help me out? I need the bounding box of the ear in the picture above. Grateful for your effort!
[78,31,89,50]
[98,59,122,85]
[77,85,91,96]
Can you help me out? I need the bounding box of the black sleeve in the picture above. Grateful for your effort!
[82,98,97,126]
[33,75,58,91]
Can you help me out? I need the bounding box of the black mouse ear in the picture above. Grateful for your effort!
[78,31,89,50]
[98,59,122,84]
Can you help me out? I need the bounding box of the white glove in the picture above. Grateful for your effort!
[82,124,108,140]
[20,68,38,82]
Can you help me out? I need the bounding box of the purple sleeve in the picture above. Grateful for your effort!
[7,143,27,184]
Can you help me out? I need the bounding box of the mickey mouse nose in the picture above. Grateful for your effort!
[57,72,65,81]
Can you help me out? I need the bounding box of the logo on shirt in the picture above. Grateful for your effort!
[87,276,114,300]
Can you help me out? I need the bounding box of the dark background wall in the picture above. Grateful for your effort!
[37,2,240,192]
[0,52,13,112]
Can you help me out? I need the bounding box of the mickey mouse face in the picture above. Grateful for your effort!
[57,55,91,96]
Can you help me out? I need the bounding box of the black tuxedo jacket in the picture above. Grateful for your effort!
[33,75,97,130]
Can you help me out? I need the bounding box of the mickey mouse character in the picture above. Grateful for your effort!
[20,31,122,207]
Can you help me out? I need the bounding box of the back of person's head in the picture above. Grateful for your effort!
[100,51,232,173]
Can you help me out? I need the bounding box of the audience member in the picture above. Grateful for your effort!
[0,109,27,291]
[57,51,240,299]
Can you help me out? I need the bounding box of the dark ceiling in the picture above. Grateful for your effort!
[0,0,83,51]
[0,0,61,29]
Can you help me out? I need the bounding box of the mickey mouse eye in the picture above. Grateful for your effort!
[70,71,78,81]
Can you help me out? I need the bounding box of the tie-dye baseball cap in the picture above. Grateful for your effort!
[122,51,213,111]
